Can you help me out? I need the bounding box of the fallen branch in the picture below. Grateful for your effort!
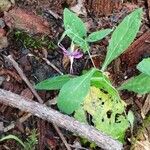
[0,89,123,150]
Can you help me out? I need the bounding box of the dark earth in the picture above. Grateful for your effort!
[0,0,150,150]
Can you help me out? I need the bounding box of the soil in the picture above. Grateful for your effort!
[0,0,150,150]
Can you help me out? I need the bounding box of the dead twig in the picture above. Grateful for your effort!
[0,89,123,150]
[42,57,63,75]
[5,55,43,104]
[28,53,64,75]
[46,9,62,20]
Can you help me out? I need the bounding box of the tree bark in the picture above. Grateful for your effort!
[121,30,150,69]
[0,89,123,150]
[85,0,122,16]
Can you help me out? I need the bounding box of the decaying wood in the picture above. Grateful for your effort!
[121,30,150,68]
[0,89,123,150]
[85,0,122,16]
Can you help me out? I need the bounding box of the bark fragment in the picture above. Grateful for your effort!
[121,31,150,69]
[4,7,50,34]
[85,0,122,16]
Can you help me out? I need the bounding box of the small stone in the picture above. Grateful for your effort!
[0,18,5,28]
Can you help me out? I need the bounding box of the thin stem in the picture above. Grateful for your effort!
[101,64,106,72]
[87,50,96,68]
[69,42,75,74]
[70,56,74,74]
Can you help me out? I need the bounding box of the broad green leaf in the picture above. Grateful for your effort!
[137,58,150,76]
[86,29,113,42]
[57,69,96,114]
[83,86,129,142]
[64,8,86,38]
[102,8,142,71]
[35,75,71,90]
[119,73,150,94]
[93,114,129,142]
[0,135,25,148]
[63,8,89,52]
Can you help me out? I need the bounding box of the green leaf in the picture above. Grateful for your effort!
[0,135,25,148]
[137,58,150,76]
[102,8,142,71]
[119,73,150,94]
[93,114,129,142]
[35,75,71,90]
[57,69,96,114]
[64,8,86,38]
[87,29,113,42]
[63,8,89,52]
[83,86,129,142]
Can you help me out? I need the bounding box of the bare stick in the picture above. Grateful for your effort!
[0,89,123,150]
[5,55,43,104]
[42,57,63,75]
[5,55,70,150]
[53,124,71,150]
[27,53,63,75]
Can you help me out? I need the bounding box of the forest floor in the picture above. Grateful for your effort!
[0,0,150,150]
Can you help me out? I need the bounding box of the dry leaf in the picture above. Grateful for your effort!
[4,7,51,34]
[20,88,34,100]
[134,139,150,150]
[70,0,87,16]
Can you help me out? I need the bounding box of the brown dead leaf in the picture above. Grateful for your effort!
[20,88,34,100]
[62,55,70,69]
[0,68,22,82]
[2,80,23,93]
[123,2,138,12]
[0,28,6,36]
[46,137,57,150]
[4,7,51,34]
[134,140,150,150]
[70,0,87,16]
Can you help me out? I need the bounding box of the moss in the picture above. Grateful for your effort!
[14,30,56,50]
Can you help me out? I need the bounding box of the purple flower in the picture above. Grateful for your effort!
[58,43,83,59]
[58,43,83,74]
